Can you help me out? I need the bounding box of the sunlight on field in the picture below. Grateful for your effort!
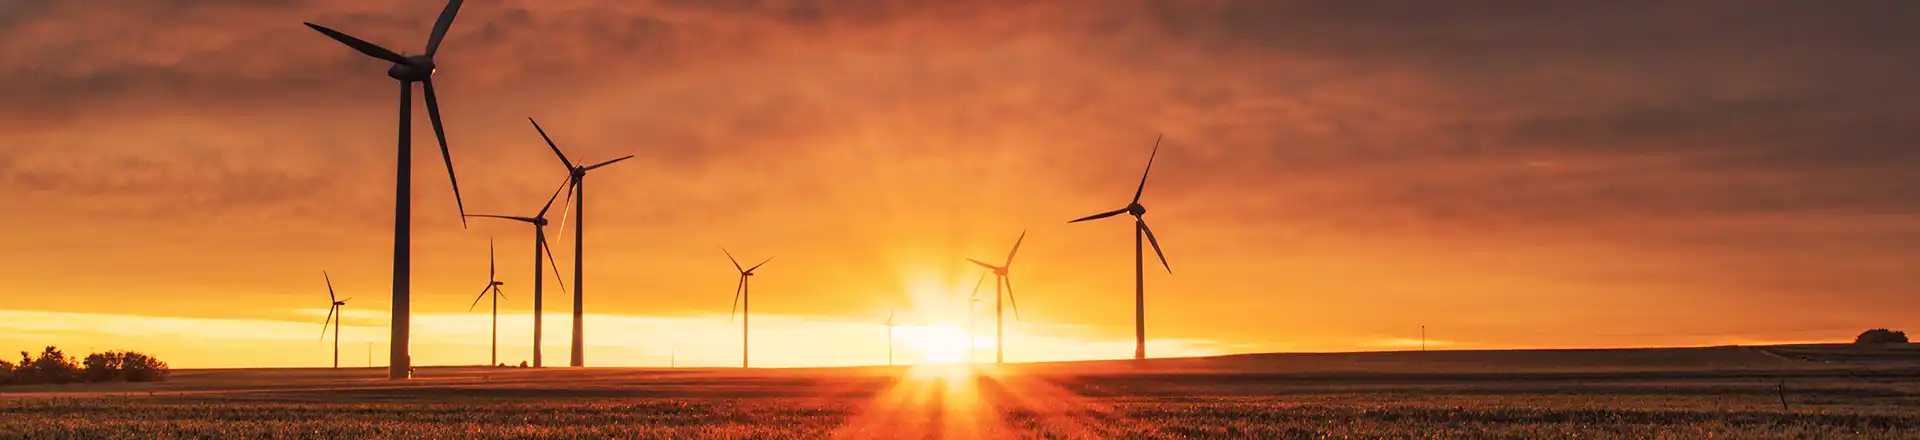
[835,363,995,438]
[7,349,1920,438]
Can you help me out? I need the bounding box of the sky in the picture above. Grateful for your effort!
[2,0,1918,368]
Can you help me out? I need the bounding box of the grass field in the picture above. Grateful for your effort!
[4,345,1917,439]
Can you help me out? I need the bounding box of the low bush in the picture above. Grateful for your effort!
[7,347,169,386]
[1854,329,1910,345]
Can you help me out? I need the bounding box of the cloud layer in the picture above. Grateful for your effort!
[1,0,1917,358]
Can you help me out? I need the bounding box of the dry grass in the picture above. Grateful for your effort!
[3,345,1917,439]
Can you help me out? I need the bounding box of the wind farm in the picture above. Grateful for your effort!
[5,1,1920,438]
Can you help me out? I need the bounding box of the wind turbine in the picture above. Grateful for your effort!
[304,0,471,380]
[319,272,352,369]
[1068,135,1171,361]
[886,309,897,367]
[967,230,1026,365]
[466,176,573,367]
[532,118,634,367]
[725,248,772,369]
[966,274,984,363]
[467,238,508,366]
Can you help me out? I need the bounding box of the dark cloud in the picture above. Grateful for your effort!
[1035,1,1920,240]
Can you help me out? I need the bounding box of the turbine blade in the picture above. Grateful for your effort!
[467,282,490,312]
[966,258,999,271]
[536,174,570,218]
[1004,229,1027,267]
[729,278,744,322]
[540,230,569,295]
[465,214,538,224]
[722,247,743,273]
[423,79,467,228]
[552,180,575,243]
[320,306,336,341]
[303,23,410,66]
[747,256,773,272]
[529,118,573,169]
[324,271,337,303]
[585,155,634,171]
[488,236,497,279]
[1132,134,1161,204]
[496,285,508,301]
[968,272,986,301]
[1069,208,1128,223]
[1005,276,1022,321]
[424,0,464,56]
[1140,221,1171,273]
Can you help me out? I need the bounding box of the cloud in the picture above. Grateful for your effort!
[0,0,1916,353]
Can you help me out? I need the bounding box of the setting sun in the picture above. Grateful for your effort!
[897,324,973,364]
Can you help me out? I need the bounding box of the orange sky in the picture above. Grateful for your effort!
[2,1,1918,368]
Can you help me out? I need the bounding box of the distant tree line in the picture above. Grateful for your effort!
[1854,329,1910,345]
[0,346,170,386]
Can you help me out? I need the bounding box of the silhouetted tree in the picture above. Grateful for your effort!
[83,352,124,382]
[5,348,170,386]
[1855,328,1909,344]
[79,351,169,383]
[14,346,80,385]
[13,351,34,384]
[118,351,170,382]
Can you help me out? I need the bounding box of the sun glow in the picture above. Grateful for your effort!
[897,324,971,364]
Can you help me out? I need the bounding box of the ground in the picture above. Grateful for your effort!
[3,345,1918,439]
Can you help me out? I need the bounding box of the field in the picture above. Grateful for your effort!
[4,345,1918,439]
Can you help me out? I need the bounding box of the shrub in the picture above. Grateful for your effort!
[13,351,31,384]
[1855,329,1909,344]
[4,347,168,386]
[14,346,80,385]
[118,351,170,382]
[83,352,124,382]
[81,351,169,383]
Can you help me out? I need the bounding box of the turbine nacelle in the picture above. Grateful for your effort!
[385,56,438,82]
[1127,202,1147,217]
[490,281,505,286]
